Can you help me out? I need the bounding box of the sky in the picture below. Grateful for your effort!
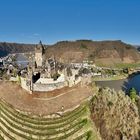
[0,0,140,45]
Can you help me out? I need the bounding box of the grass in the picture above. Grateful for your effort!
[73,130,93,140]
[0,99,96,140]
[0,115,87,137]
[0,126,16,140]
[0,105,86,130]
[115,63,140,69]
[96,62,140,69]
[93,74,127,81]
[0,100,86,125]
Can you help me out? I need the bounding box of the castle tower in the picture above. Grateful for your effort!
[35,41,45,67]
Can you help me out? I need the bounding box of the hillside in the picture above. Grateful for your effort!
[90,88,140,140]
[45,40,140,66]
[0,83,140,140]
[0,40,140,67]
[0,42,35,56]
[0,99,101,140]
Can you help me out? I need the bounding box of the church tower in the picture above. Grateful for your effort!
[35,41,45,67]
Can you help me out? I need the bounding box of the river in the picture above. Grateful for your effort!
[95,74,140,94]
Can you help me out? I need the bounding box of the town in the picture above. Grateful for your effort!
[0,41,134,94]
[0,41,93,92]
[0,41,94,93]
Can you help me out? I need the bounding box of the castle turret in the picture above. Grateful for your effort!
[35,41,45,67]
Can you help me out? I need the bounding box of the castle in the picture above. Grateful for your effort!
[35,40,45,68]
[19,41,85,93]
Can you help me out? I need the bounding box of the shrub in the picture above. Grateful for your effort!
[129,87,137,102]
[80,43,87,49]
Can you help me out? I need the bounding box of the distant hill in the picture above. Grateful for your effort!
[0,42,35,57]
[45,40,140,66]
[0,40,140,67]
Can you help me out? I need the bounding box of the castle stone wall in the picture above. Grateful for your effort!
[33,82,67,92]
[20,77,31,92]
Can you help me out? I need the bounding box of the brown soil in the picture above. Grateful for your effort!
[0,81,92,115]
[45,40,140,65]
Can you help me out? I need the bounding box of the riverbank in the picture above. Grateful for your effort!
[95,73,140,93]
[93,74,128,82]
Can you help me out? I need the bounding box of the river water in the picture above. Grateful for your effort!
[95,74,140,94]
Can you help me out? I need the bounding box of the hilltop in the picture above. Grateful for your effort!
[0,82,140,139]
[45,40,140,66]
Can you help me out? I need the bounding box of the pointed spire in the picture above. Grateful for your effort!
[39,40,42,45]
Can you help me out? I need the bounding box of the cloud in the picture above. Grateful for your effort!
[33,33,40,36]
[20,33,41,41]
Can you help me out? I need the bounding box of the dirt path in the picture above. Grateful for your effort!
[0,81,93,115]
